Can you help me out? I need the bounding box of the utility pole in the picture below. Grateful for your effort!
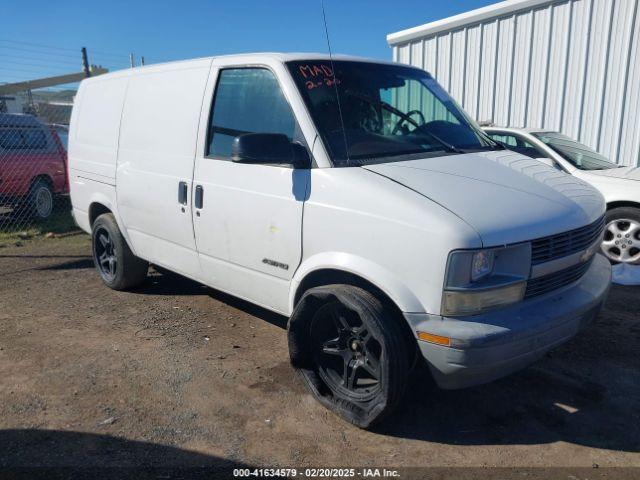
[81,47,91,77]
[129,53,135,68]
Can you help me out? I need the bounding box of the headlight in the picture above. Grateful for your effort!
[471,250,495,281]
[442,243,531,317]
[442,283,527,317]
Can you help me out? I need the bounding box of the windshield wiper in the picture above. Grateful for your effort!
[419,131,464,154]
[344,91,464,154]
[475,131,506,150]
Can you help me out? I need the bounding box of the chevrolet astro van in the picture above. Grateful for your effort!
[69,53,611,428]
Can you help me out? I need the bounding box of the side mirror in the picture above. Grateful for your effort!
[231,133,310,168]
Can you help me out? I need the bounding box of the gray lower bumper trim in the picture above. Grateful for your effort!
[405,253,611,389]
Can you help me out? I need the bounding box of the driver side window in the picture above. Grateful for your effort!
[207,68,297,159]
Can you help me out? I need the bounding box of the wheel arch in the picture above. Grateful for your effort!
[290,253,424,315]
[29,174,54,190]
[288,260,420,428]
[607,200,640,211]
[86,196,138,256]
[88,201,112,226]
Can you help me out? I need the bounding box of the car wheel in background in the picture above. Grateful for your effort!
[602,207,640,265]
[288,284,411,429]
[91,213,149,290]
[28,179,54,221]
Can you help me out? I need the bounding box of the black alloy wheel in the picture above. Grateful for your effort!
[311,300,383,401]
[93,225,117,282]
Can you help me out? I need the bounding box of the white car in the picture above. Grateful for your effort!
[485,127,640,265]
[68,54,610,428]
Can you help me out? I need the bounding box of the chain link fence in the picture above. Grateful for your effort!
[0,39,135,248]
[0,87,78,244]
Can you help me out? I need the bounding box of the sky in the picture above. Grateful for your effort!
[1,0,496,88]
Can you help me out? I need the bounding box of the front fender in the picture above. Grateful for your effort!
[290,252,425,314]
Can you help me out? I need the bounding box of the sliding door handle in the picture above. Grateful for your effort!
[178,181,188,205]
[195,185,204,209]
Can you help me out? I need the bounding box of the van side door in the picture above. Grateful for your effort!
[192,65,310,314]
[116,61,212,277]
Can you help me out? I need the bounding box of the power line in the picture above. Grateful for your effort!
[0,66,83,75]
[0,50,129,69]
[89,57,130,67]
[0,60,79,72]
[0,41,137,70]
[0,52,81,67]
[0,45,80,60]
[0,49,128,71]
[0,38,79,53]
[0,39,128,59]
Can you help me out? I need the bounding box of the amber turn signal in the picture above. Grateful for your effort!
[417,331,451,346]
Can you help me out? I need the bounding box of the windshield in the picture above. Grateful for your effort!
[287,60,498,166]
[532,132,618,170]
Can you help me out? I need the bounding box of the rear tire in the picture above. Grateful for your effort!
[602,207,640,265]
[28,179,54,221]
[288,284,411,429]
[91,213,148,290]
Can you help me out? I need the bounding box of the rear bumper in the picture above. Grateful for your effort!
[405,253,611,389]
[0,193,23,205]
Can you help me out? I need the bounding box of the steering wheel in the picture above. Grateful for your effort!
[342,91,427,137]
[391,109,426,135]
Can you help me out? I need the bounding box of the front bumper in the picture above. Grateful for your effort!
[405,253,612,389]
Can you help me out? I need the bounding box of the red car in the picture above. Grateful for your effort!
[0,113,68,220]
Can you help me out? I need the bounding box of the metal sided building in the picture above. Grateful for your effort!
[387,0,640,167]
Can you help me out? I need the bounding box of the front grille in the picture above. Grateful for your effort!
[525,259,593,299]
[531,215,605,265]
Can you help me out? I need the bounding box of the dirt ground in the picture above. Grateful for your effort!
[0,234,639,475]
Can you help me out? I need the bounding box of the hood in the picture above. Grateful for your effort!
[364,150,605,247]
[582,166,640,181]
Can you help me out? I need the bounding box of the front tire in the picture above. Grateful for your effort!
[288,285,411,429]
[602,207,640,265]
[91,213,149,290]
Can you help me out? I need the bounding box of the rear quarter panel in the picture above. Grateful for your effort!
[68,73,129,233]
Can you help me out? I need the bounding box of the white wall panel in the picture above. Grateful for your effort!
[618,0,640,166]
[436,34,452,91]
[450,30,467,104]
[526,6,552,127]
[464,25,482,117]
[478,20,498,122]
[579,0,613,146]
[511,12,533,127]
[390,0,640,166]
[561,0,591,140]
[544,0,571,131]
[424,37,438,74]
[494,15,516,126]
[599,0,637,158]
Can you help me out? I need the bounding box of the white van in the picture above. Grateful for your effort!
[69,53,611,428]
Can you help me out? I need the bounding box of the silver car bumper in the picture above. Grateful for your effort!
[405,253,612,389]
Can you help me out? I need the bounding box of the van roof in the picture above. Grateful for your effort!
[80,53,406,83]
[211,52,398,63]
